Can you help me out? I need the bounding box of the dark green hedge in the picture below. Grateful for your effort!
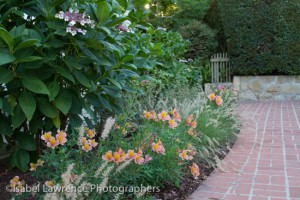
[218,0,300,75]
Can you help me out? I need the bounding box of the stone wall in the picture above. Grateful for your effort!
[233,76,300,100]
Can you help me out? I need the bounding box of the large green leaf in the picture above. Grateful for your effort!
[12,105,26,130]
[14,39,38,52]
[29,118,43,134]
[74,71,91,88]
[19,93,36,121]
[52,112,60,129]
[37,97,58,118]
[16,132,36,151]
[96,1,110,25]
[21,77,50,95]
[0,49,16,66]
[0,68,14,84]
[0,27,14,52]
[48,80,60,101]
[13,148,30,172]
[54,89,72,115]
[0,115,12,135]
[117,0,128,9]
[58,67,75,83]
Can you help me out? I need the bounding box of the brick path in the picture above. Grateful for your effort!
[190,101,300,200]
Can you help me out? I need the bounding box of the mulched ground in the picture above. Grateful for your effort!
[0,137,237,200]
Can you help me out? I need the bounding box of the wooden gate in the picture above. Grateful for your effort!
[210,53,231,83]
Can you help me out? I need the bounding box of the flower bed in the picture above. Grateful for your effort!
[2,86,240,200]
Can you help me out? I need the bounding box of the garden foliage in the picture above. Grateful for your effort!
[0,0,159,171]
[11,85,240,200]
[218,0,300,75]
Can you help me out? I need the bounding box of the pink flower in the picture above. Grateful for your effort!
[168,119,178,129]
[102,151,114,162]
[41,132,52,142]
[112,151,126,164]
[190,163,200,179]
[179,150,193,161]
[190,120,197,129]
[215,96,223,106]
[186,114,194,125]
[207,93,216,101]
[56,133,67,145]
[134,154,145,165]
[56,130,67,137]
[217,85,225,91]
[158,110,171,121]
[47,137,59,149]
[151,140,165,154]
[172,109,182,122]
[82,142,92,152]
[88,139,98,148]
[144,155,152,163]
[126,150,137,160]
[86,129,95,138]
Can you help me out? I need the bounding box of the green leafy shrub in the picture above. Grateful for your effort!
[0,0,158,171]
[178,20,217,60]
[218,0,300,75]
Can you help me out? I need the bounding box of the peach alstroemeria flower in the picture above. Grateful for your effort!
[102,150,114,162]
[126,150,137,160]
[29,163,37,171]
[143,111,153,120]
[215,96,223,106]
[81,137,87,145]
[137,148,143,155]
[10,176,19,184]
[86,129,95,138]
[56,134,67,145]
[186,114,194,125]
[134,154,145,165]
[151,140,165,154]
[82,142,92,152]
[57,130,67,137]
[168,119,178,129]
[47,136,59,149]
[150,111,158,121]
[144,155,152,163]
[37,159,44,166]
[190,163,200,179]
[113,152,125,164]
[190,120,197,129]
[45,181,54,188]
[207,93,216,101]
[158,110,171,121]
[179,150,193,161]
[89,139,98,148]
[41,132,52,142]
[172,109,182,122]
[188,128,195,136]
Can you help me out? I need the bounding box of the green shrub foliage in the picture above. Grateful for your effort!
[218,0,300,75]
[0,0,157,171]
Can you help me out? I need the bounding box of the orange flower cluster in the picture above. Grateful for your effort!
[151,140,166,154]
[178,149,196,161]
[29,159,44,171]
[102,148,152,165]
[8,176,25,193]
[144,109,182,129]
[81,129,98,152]
[190,163,200,179]
[41,130,67,149]
[207,93,223,106]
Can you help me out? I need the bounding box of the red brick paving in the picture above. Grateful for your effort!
[190,101,300,200]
